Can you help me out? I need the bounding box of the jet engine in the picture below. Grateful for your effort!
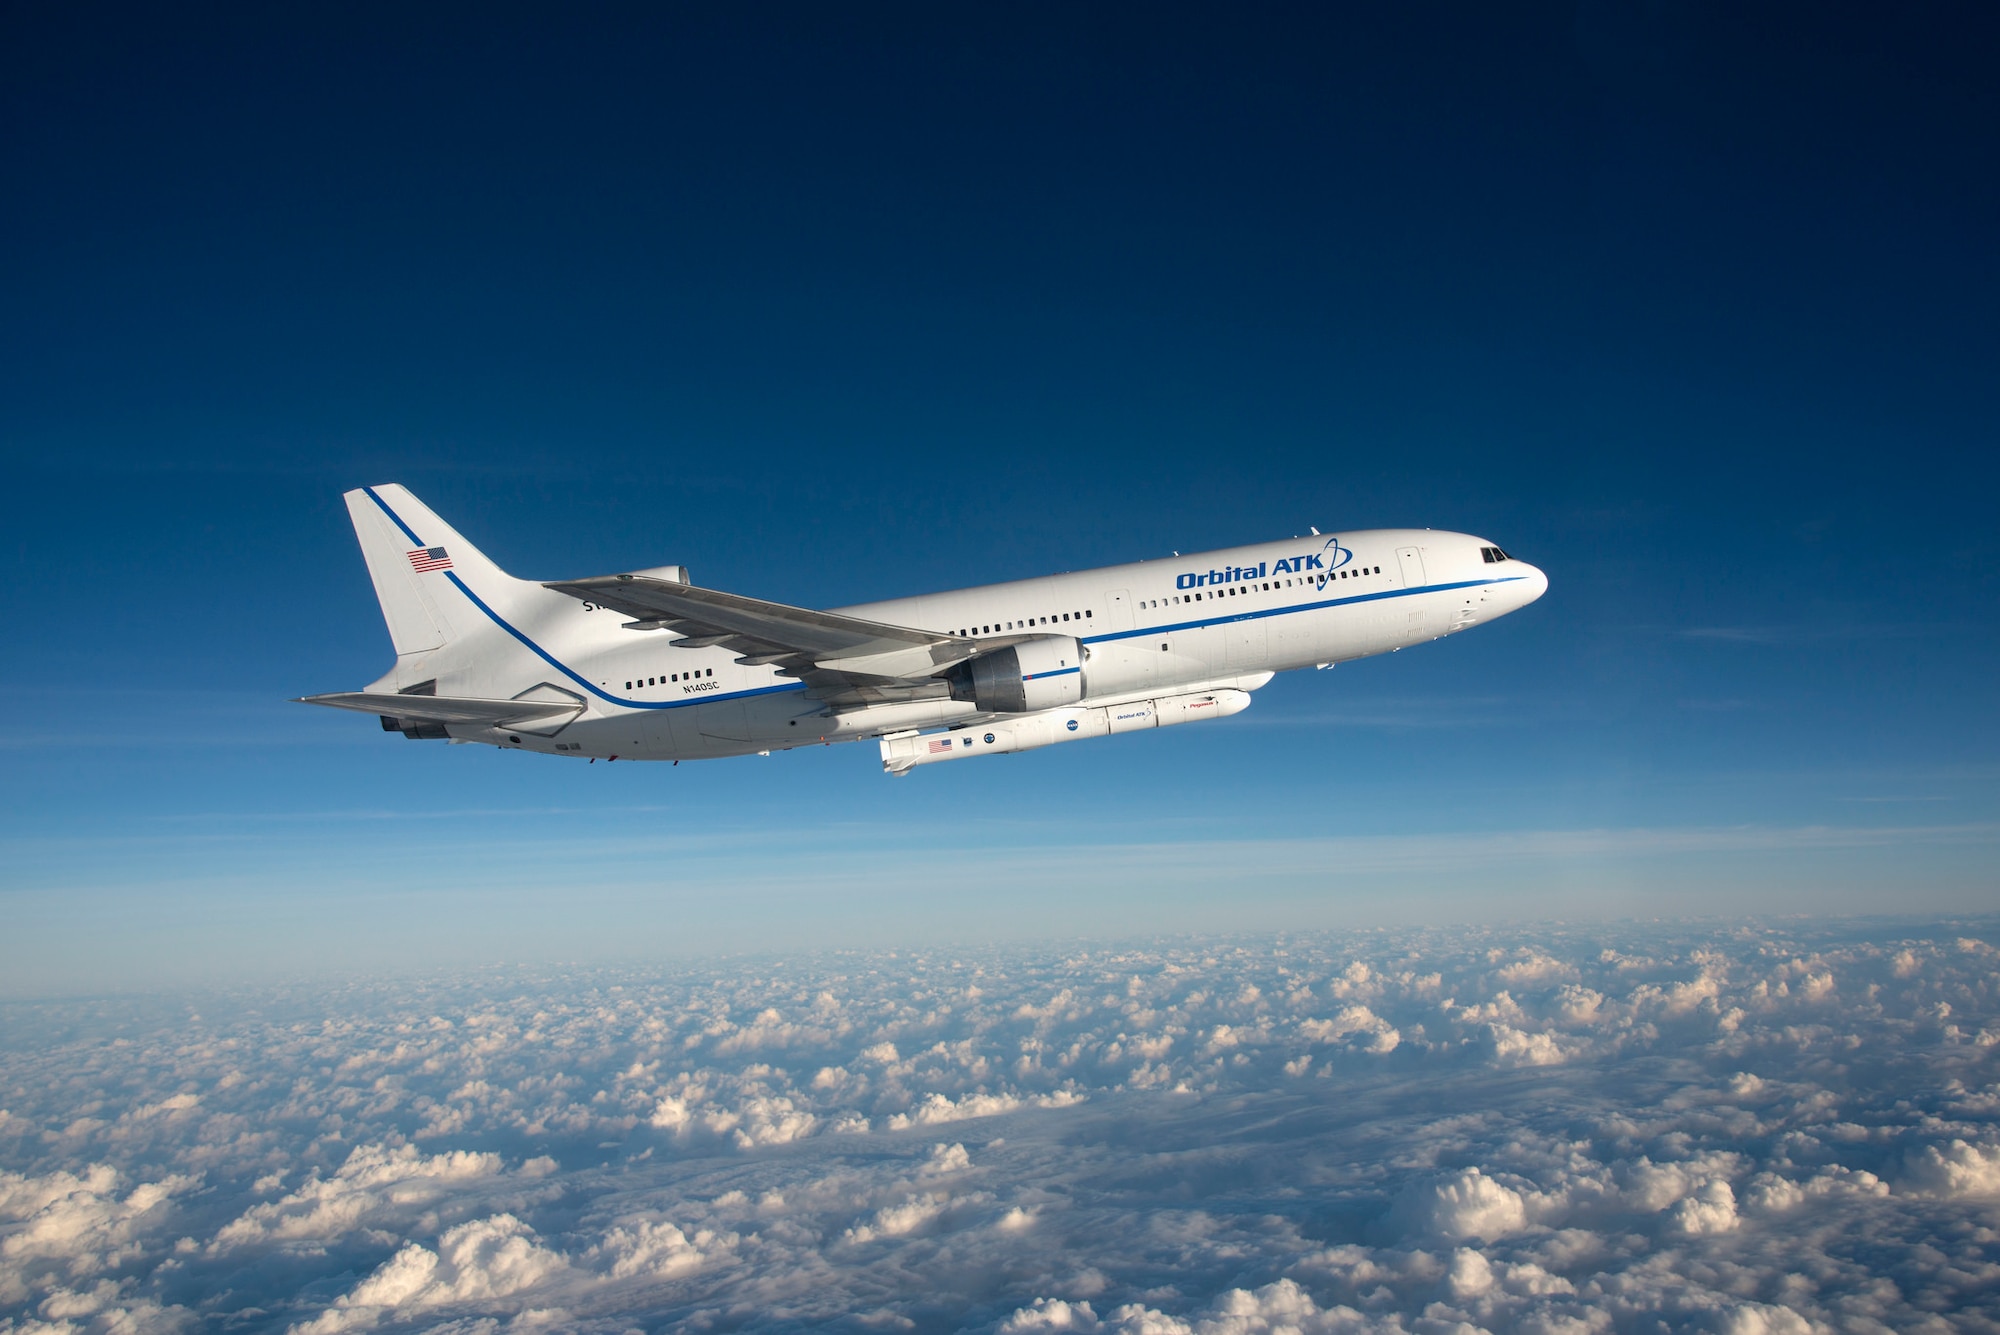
[947,636,1084,712]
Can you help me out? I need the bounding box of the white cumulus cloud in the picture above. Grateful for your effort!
[1,920,1997,1332]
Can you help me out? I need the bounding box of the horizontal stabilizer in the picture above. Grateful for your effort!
[294,692,583,727]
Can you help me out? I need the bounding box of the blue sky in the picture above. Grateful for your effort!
[2,4,1995,992]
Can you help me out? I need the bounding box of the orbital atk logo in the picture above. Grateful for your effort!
[1174,535,1351,589]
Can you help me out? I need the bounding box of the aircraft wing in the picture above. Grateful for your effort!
[544,575,978,707]
[295,692,584,726]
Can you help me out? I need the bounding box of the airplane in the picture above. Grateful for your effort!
[300,485,1547,775]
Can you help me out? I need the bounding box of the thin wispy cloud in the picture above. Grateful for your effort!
[1672,623,1939,644]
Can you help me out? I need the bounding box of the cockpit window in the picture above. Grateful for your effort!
[1480,546,1513,563]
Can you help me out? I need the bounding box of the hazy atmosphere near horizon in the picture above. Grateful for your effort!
[3,4,1997,1332]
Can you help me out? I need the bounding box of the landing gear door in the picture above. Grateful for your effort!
[1104,589,1134,632]
[1395,546,1427,588]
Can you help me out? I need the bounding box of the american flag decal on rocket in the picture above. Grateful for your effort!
[406,547,453,572]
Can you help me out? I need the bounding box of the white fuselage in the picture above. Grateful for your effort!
[437,529,1546,762]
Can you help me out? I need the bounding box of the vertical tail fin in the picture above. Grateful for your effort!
[345,486,456,657]
[342,484,557,690]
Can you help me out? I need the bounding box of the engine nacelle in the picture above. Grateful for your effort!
[948,636,1083,712]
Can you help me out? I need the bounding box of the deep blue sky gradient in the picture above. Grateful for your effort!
[3,3,1995,990]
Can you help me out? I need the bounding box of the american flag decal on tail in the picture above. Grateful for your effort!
[407,547,453,572]
[928,737,953,754]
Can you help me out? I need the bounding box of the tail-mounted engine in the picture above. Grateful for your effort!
[946,636,1084,712]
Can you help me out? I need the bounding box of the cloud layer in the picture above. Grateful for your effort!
[2,919,1997,1332]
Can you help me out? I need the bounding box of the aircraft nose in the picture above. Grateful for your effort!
[1517,562,1549,604]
